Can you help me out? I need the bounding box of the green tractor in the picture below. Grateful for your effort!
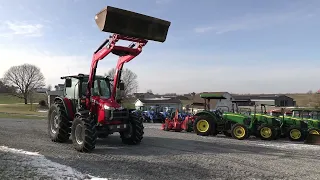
[269,108,316,141]
[291,108,320,135]
[193,93,280,140]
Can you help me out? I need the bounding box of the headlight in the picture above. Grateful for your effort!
[104,105,115,110]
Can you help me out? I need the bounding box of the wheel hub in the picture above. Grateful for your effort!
[123,122,133,138]
[50,110,58,134]
[290,129,301,139]
[196,120,209,132]
[75,124,84,145]
[260,127,272,138]
[233,126,245,138]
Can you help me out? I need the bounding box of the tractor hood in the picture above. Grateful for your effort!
[92,96,122,110]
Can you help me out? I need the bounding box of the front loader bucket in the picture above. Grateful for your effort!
[95,6,171,42]
[304,134,320,145]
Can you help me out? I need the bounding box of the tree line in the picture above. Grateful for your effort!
[1,63,139,104]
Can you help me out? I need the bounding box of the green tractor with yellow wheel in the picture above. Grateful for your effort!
[268,108,316,141]
[193,93,280,140]
[291,108,320,135]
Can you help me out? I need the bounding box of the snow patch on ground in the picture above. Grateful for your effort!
[255,141,320,150]
[0,146,109,180]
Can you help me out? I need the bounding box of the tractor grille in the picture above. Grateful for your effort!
[300,121,308,129]
[105,109,129,121]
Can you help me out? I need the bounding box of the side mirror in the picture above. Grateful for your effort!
[119,82,125,91]
[65,79,72,87]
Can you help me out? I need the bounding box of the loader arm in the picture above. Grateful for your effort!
[86,34,147,109]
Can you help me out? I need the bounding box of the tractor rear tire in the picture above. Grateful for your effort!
[287,127,305,141]
[193,116,215,136]
[186,120,193,132]
[120,113,144,145]
[48,102,71,143]
[308,128,320,135]
[258,124,275,141]
[71,115,97,153]
[231,123,249,140]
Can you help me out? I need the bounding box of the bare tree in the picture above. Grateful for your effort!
[106,68,138,98]
[3,64,45,104]
[47,84,52,91]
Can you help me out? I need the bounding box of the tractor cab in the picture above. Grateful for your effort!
[310,110,320,120]
[291,108,320,134]
[61,74,121,111]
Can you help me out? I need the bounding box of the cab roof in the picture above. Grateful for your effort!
[60,73,108,80]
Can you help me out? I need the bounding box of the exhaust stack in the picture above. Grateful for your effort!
[95,6,171,42]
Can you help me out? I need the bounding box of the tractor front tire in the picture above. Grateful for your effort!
[231,123,249,140]
[258,124,275,141]
[48,102,71,143]
[287,127,305,141]
[120,114,144,145]
[193,116,215,136]
[71,115,97,153]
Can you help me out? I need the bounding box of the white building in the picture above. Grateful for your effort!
[134,98,182,111]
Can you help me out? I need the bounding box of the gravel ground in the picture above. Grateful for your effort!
[1,118,320,180]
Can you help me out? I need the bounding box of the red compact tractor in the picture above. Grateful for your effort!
[161,109,194,132]
[47,6,171,152]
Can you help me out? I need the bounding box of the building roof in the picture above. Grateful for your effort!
[137,98,181,104]
[47,90,63,96]
[232,94,292,100]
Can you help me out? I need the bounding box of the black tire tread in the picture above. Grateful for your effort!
[121,113,144,145]
[71,115,97,153]
[48,101,71,143]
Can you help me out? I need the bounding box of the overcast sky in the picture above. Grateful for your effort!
[0,0,319,94]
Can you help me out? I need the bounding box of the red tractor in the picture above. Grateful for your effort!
[47,6,171,152]
[161,109,194,132]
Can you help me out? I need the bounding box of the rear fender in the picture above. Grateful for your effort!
[54,97,75,120]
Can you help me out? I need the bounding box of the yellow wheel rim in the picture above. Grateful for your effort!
[309,130,319,135]
[196,120,209,133]
[260,127,272,138]
[233,126,246,138]
[290,129,301,140]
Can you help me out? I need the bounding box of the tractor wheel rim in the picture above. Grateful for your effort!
[233,126,245,138]
[290,129,301,139]
[50,110,58,134]
[260,127,272,138]
[75,124,83,145]
[196,120,209,132]
[124,122,133,138]
[309,130,319,135]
